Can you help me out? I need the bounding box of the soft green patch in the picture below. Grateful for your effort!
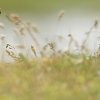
[0,53,100,100]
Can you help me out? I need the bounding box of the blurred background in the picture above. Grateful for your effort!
[0,1,100,99]
[0,0,100,13]
[0,0,100,55]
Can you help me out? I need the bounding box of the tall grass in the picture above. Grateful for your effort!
[0,11,100,100]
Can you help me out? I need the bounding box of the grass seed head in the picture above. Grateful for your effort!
[94,19,99,28]
[58,10,65,20]
[48,42,56,51]
[26,22,39,33]
[16,44,25,49]
[6,13,21,24]
[31,45,37,56]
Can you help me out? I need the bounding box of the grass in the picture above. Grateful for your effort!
[0,53,100,100]
[0,12,100,100]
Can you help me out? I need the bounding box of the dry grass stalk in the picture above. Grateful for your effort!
[26,22,39,33]
[48,42,56,51]
[68,34,74,49]
[5,44,21,61]
[18,25,25,35]
[16,44,25,49]
[6,49,21,61]
[93,19,99,29]
[14,28,25,45]
[82,19,99,52]
[6,13,40,52]
[0,34,6,62]
[6,13,21,24]
[58,10,65,20]
[31,45,37,56]
[6,44,15,49]
[67,34,80,53]
[24,22,40,48]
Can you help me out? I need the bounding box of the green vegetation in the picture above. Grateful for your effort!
[0,52,100,100]
[1,0,100,13]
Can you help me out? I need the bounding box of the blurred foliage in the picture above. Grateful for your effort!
[0,1,100,99]
[0,53,100,100]
[0,0,100,13]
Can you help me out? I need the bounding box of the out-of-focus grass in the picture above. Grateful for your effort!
[0,52,100,100]
[0,11,100,100]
